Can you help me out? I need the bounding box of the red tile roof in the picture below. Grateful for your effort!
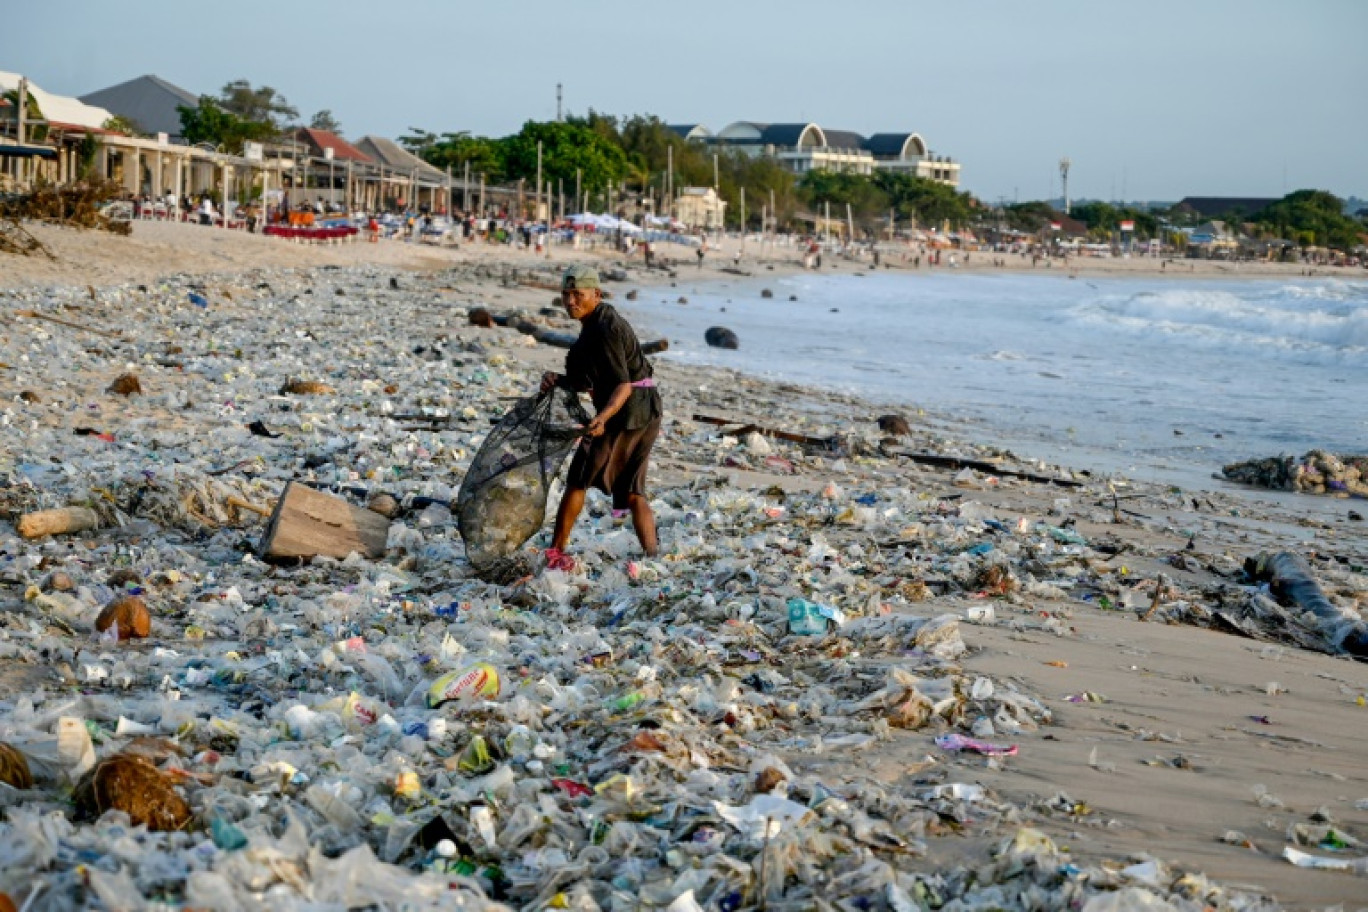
[294,127,372,163]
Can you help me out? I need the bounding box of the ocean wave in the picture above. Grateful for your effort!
[1277,280,1368,302]
[1074,286,1368,360]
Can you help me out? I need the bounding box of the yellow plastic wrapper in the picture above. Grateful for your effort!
[393,770,421,800]
[427,663,501,708]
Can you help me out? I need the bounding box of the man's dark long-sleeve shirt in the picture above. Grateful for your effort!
[562,304,661,431]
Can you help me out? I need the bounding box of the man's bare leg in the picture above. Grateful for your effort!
[627,493,658,556]
[551,487,587,552]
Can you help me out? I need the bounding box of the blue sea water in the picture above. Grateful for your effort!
[623,270,1368,493]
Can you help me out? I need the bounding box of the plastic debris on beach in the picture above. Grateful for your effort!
[0,263,1314,909]
[1222,450,1368,497]
[455,388,589,574]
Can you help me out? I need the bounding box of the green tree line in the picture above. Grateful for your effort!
[176,79,340,152]
[1249,190,1364,250]
[399,112,975,234]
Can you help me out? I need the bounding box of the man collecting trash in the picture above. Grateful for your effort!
[540,265,662,569]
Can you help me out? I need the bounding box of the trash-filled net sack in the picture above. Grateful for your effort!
[457,388,590,568]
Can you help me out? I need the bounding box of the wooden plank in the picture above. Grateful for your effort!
[885,448,1085,488]
[257,482,390,562]
[692,414,839,450]
[15,309,121,338]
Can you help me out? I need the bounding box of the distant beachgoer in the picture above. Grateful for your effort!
[696,246,705,268]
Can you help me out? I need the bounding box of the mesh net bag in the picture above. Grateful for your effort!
[456,388,590,569]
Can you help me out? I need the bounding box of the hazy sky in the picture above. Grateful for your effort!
[5,0,1365,204]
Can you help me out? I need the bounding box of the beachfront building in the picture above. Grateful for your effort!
[1,69,273,211]
[79,74,200,143]
[675,187,727,231]
[676,121,961,187]
[289,127,372,210]
[1172,197,1277,221]
[666,124,712,143]
[1,70,111,190]
[712,122,874,175]
[355,135,458,214]
[865,132,961,184]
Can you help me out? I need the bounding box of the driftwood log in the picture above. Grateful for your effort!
[884,448,1085,488]
[15,309,121,338]
[16,507,102,539]
[693,414,839,451]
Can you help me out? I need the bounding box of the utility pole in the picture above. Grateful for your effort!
[1059,157,1072,215]
[536,141,543,222]
[556,83,563,122]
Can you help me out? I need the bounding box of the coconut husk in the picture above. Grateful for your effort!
[122,736,186,762]
[279,379,336,395]
[19,390,40,403]
[95,595,151,640]
[73,753,192,831]
[367,493,401,518]
[888,688,936,730]
[0,741,34,790]
[108,373,142,396]
[975,564,1017,595]
[107,568,141,587]
[44,571,76,592]
[897,579,932,602]
[877,414,912,436]
[468,307,495,328]
[0,892,18,912]
[755,767,787,794]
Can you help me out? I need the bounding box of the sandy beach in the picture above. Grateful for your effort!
[3,219,1360,291]
[1,221,1366,910]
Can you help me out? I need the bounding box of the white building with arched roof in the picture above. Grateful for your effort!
[695,120,960,186]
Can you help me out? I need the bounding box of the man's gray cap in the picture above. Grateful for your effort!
[561,264,601,291]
